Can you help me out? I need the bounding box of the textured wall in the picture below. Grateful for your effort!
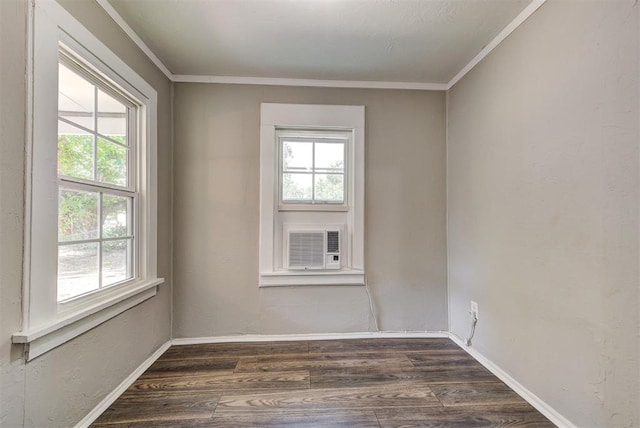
[447,1,639,426]
[0,0,173,426]
[0,1,29,426]
[172,84,447,337]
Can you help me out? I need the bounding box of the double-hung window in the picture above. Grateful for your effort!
[13,1,162,361]
[57,49,137,302]
[279,130,348,207]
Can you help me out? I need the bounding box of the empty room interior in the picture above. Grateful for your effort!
[1,0,639,426]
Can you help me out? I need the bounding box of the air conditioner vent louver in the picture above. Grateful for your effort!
[288,232,325,269]
[287,228,341,270]
[327,231,340,253]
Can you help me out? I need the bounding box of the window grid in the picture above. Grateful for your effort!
[279,135,347,205]
[57,49,138,303]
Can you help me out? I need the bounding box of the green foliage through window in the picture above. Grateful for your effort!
[58,133,129,241]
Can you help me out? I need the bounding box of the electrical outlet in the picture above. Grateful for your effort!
[470,301,479,319]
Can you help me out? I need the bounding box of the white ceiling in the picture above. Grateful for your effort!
[107,0,533,85]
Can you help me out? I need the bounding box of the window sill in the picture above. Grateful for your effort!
[278,204,349,212]
[12,278,164,361]
[259,269,365,287]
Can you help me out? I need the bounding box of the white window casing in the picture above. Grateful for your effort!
[12,0,163,361]
[259,103,365,287]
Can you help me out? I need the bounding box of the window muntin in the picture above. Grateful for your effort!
[279,132,347,205]
[57,49,137,302]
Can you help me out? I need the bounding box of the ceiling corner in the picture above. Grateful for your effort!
[95,0,175,81]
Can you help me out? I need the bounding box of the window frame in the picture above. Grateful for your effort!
[57,47,139,303]
[259,103,365,287]
[12,0,163,361]
[277,129,350,210]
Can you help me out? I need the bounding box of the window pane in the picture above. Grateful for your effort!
[315,142,344,173]
[314,174,344,202]
[58,243,99,301]
[58,62,94,131]
[282,173,312,201]
[102,239,133,287]
[58,121,94,180]
[102,194,132,238]
[98,89,128,144]
[97,137,128,187]
[283,141,312,171]
[58,189,99,242]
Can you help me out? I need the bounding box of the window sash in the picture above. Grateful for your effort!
[279,134,348,205]
[56,49,139,303]
[58,49,137,192]
[56,185,137,294]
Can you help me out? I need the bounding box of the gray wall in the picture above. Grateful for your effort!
[173,84,447,337]
[447,1,639,427]
[0,1,29,426]
[4,0,637,426]
[0,0,173,426]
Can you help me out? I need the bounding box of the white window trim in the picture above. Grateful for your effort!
[12,0,163,361]
[259,103,365,287]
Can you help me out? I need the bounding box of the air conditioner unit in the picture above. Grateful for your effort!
[287,229,341,270]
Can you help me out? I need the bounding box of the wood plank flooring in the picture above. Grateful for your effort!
[92,338,554,427]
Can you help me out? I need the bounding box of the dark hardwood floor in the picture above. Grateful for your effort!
[92,338,554,427]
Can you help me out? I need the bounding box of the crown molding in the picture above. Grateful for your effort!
[172,74,448,90]
[94,0,173,80]
[96,0,547,91]
[447,0,547,89]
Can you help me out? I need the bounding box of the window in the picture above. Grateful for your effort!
[259,104,365,287]
[13,1,162,361]
[278,130,348,206]
[57,49,136,302]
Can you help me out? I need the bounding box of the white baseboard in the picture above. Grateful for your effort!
[170,330,450,346]
[75,340,171,428]
[448,333,575,428]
